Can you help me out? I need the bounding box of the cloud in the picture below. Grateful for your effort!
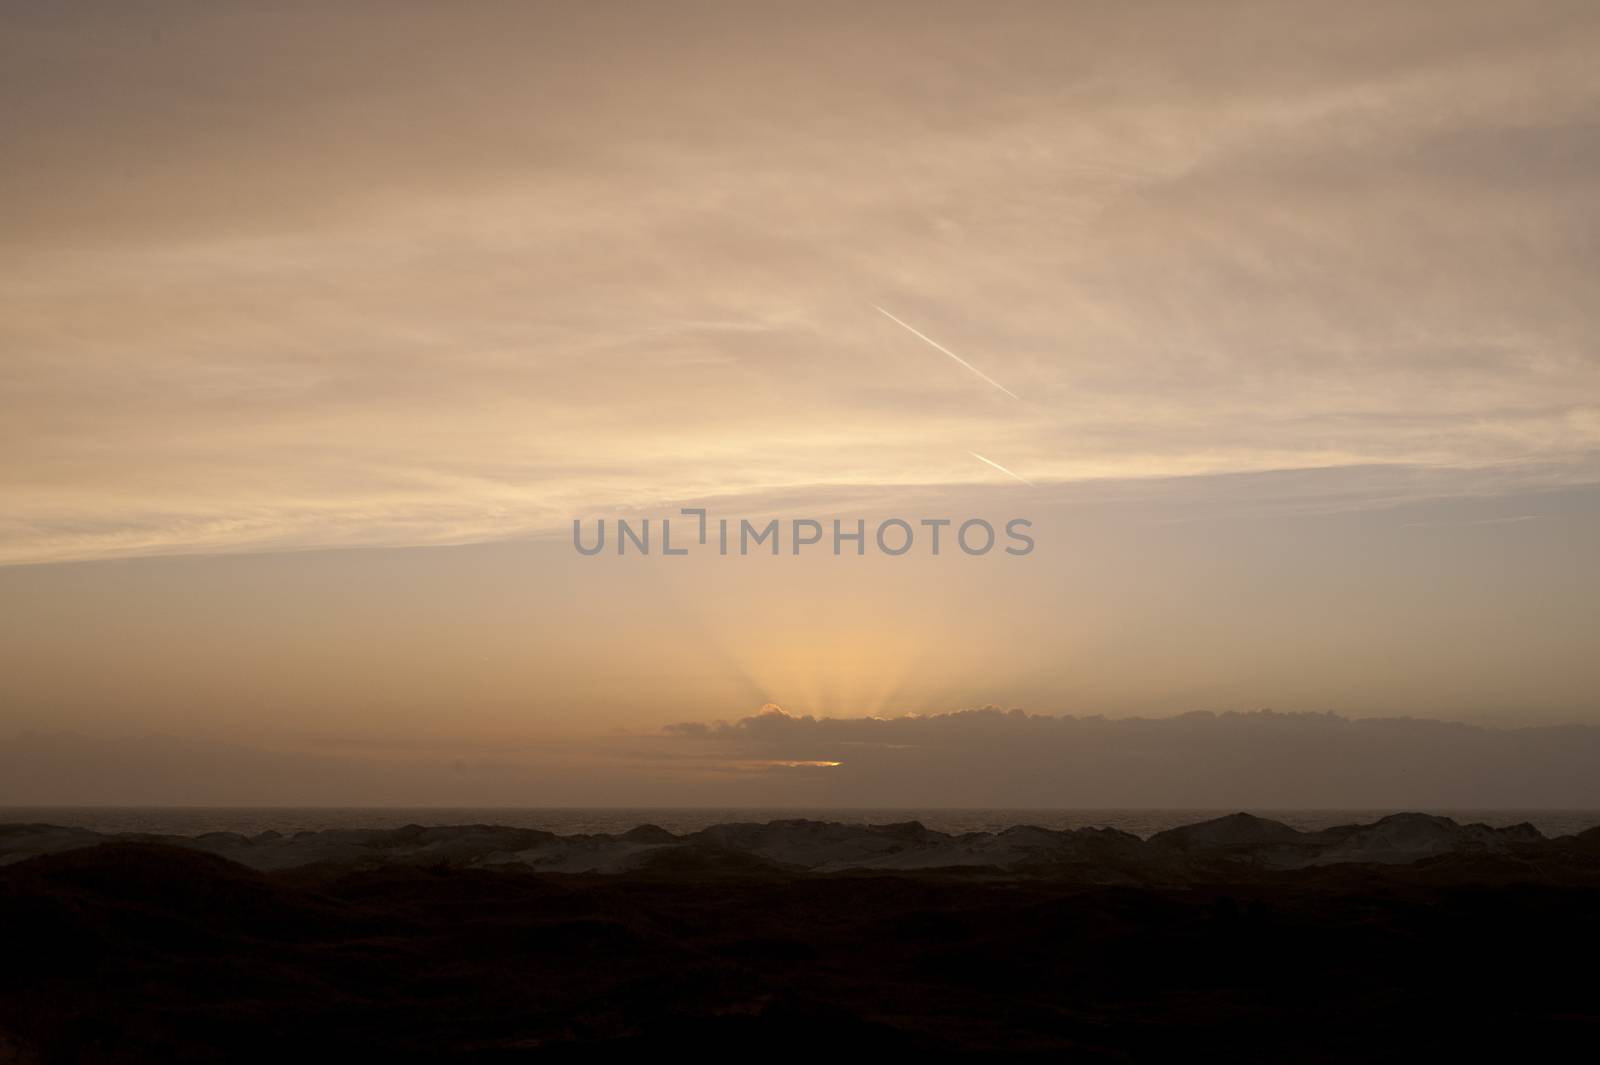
[12,705,1600,807]
[658,705,1600,808]
[3,2,1600,563]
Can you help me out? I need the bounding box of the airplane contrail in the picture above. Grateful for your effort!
[872,305,1019,399]
[969,451,1034,486]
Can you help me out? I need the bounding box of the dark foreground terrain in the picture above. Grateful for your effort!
[4,816,1600,1061]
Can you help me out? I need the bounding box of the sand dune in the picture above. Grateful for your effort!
[2,811,1582,877]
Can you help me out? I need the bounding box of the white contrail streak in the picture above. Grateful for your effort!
[968,451,1034,486]
[872,305,1019,399]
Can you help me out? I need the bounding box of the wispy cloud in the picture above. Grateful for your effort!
[1401,514,1546,528]
[3,3,1599,564]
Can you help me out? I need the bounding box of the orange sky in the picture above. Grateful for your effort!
[2,2,1599,783]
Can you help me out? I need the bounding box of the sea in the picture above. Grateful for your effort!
[5,807,1600,839]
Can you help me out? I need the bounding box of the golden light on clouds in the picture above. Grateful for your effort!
[756,760,843,770]
[3,2,1600,764]
[2,2,1598,565]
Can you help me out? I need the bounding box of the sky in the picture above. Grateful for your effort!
[2,1,1598,803]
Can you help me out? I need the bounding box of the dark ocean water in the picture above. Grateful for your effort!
[6,807,1600,839]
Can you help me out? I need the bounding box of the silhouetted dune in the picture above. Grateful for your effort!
[0,812,1576,877]
[4,829,1600,1060]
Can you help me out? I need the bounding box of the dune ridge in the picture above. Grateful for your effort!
[4,811,1589,877]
